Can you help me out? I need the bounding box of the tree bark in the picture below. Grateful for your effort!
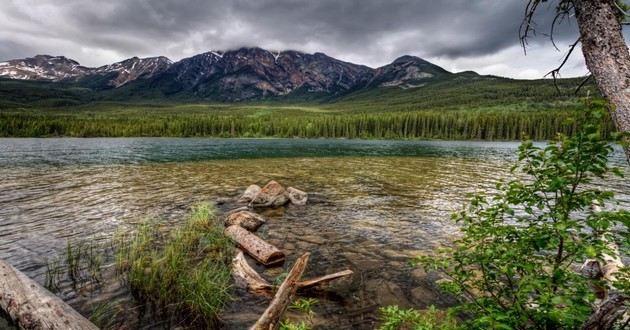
[251,253,310,330]
[297,269,354,289]
[224,225,285,266]
[0,259,99,330]
[232,251,274,296]
[574,0,630,161]
[232,251,353,296]
[582,293,628,330]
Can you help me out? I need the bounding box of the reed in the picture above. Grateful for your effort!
[44,257,62,292]
[115,202,233,327]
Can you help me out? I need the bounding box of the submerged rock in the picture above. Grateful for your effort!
[239,184,261,203]
[286,187,308,205]
[251,180,289,207]
[225,210,266,231]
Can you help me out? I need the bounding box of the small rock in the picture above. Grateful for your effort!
[225,211,266,231]
[367,279,412,307]
[300,235,326,245]
[286,187,308,205]
[216,197,232,205]
[411,268,427,281]
[251,180,289,207]
[239,184,261,203]
[410,286,433,304]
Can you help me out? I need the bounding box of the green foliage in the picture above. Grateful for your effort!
[289,297,318,315]
[279,320,311,330]
[378,305,459,330]
[115,202,233,327]
[0,106,612,140]
[0,76,610,140]
[89,302,122,330]
[416,103,630,329]
[44,257,62,292]
[279,298,319,330]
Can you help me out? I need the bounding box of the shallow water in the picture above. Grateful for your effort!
[0,138,628,329]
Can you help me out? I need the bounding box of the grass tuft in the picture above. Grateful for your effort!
[115,202,233,327]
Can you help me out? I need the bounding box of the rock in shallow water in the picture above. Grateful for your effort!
[225,210,266,231]
[286,187,308,205]
[251,180,289,207]
[239,184,261,203]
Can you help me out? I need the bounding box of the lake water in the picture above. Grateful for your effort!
[1,138,628,329]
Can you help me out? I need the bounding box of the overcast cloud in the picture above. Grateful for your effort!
[0,0,626,79]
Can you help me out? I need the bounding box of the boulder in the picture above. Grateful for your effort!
[239,184,261,203]
[225,211,266,231]
[286,187,308,205]
[251,180,289,207]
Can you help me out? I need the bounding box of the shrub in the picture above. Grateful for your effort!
[414,103,630,329]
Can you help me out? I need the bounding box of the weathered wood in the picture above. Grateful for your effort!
[249,181,289,208]
[298,269,354,289]
[574,0,630,162]
[224,225,285,266]
[232,252,353,296]
[225,211,266,232]
[251,253,310,330]
[232,251,273,295]
[582,293,628,330]
[0,258,99,330]
[579,202,628,328]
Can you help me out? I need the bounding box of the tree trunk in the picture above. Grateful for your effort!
[224,225,285,266]
[251,253,310,330]
[574,0,630,162]
[0,259,99,330]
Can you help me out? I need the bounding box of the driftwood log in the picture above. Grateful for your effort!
[298,269,354,289]
[579,202,629,328]
[251,253,310,330]
[225,225,285,266]
[0,258,99,330]
[232,251,353,296]
[233,251,274,296]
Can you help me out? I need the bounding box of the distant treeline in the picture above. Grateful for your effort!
[0,110,612,140]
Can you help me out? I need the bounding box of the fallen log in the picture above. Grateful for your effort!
[232,251,273,295]
[225,225,285,266]
[582,293,628,330]
[251,253,310,330]
[232,251,354,295]
[0,258,99,330]
[298,269,354,289]
[579,202,629,328]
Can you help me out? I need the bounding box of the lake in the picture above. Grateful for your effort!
[1,138,628,329]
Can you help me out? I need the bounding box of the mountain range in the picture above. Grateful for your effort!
[0,47,487,101]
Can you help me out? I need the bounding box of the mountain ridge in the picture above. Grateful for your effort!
[0,47,484,101]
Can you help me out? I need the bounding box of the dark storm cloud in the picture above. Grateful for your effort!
[0,0,603,78]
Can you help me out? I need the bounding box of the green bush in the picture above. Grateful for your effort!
[415,103,630,329]
[378,305,459,330]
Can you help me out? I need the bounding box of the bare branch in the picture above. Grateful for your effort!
[545,37,581,94]
[574,74,592,95]
[550,2,575,52]
[520,0,544,55]
[614,0,630,17]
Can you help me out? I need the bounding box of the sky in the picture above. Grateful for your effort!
[0,0,627,79]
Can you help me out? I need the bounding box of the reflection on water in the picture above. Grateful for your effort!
[0,138,628,329]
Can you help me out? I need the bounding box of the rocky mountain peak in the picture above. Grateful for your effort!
[0,48,465,100]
